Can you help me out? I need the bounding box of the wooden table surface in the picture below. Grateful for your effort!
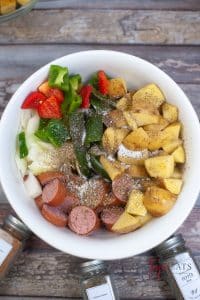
[0,0,200,299]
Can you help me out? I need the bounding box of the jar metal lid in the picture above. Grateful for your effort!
[80,260,105,273]
[3,215,32,240]
[155,234,185,257]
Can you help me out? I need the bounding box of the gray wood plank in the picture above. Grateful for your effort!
[0,45,199,83]
[0,204,198,299]
[35,0,200,10]
[0,10,199,45]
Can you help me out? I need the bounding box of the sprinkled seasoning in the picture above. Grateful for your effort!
[118,144,147,159]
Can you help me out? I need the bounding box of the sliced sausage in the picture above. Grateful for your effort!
[35,195,44,210]
[41,204,68,227]
[112,173,142,203]
[37,171,65,186]
[65,173,86,194]
[68,206,100,235]
[101,207,124,230]
[42,178,67,206]
[80,179,110,209]
[103,192,122,207]
[58,190,80,214]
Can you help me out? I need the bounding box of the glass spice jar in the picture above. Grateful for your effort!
[80,260,119,300]
[155,234,200,300]
[0,214,32,279]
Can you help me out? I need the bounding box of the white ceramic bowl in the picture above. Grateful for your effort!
[0,50,200,260]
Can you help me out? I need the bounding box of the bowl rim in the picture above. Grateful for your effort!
[0,50,200,260]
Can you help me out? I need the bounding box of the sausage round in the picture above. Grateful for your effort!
[103,192,122,206]
[41,204,68,227]
[42,178,67,206]
[80,178,110,209]
[101,207,124,230]
[68,206,100,235]
[35,195,44,210]
[58,190,80,213]
[112,173,139,203]
[37,171,65,186]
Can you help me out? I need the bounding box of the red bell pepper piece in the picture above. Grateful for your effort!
[21,92,47,109]
[98,70,109,95]
[80,85,93,109]
[38,96,62,119]
[38,81,64,104]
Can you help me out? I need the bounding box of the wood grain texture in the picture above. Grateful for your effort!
[0,45,200,83]
[0,203,199,299]
[0,10,199,45]
[35,0,200,10]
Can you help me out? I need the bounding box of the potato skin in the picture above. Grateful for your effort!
[143,186,177,217]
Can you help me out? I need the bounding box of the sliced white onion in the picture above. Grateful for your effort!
[24,172,42,198]
[28,161,55,175]
[20,109,34,129]
[26,113,40,136]
[15,152,28,177]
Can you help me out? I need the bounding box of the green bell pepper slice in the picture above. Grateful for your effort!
[48,65,69,92]
[90,155,110,180]
[85,113,103,145]
[18,131,28,159]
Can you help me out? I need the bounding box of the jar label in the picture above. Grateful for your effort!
[170,252,200,299]
[0,239,12,265]
[86,283,114,300]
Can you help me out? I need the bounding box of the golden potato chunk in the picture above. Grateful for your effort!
[111,212,141,233]
[172,146,185,163]
[162,178,183,195]
[102,127,129,154]
[108,78,127,99]
[131,112,160,127]
[127,165,148,177]
[143,186,177,217]
[100,156,125,180]
[132,83,165,109]
[145,155,174,178]
[123,128,149,150]
[126,190,147,216]
[162,139,182,154]
[143,117,169,132]
[163,122,181,140]
[172,167,182,179]
[162,102,178,123]
[116,94,132,111]
[118,144,149,165]
[0,0,16,14]
[123,111,138,130]
[147,130,168,151]
[103,109,127,128]
[138,212,152,226]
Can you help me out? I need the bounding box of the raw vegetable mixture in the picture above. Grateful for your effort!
[16,65,185,236]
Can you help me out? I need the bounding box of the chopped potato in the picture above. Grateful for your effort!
[126,190,147,216]
[162,102,178,123]
[147,130,167,151]
[143,117,169,131]
[131,112,160,127]
[111,212,141,233]
[172,167,182,179]
[145,155,174,178]
[116,94,132,111]
[127,165,148,177]
[137,212,152,226]
[102,127,129,154]
[123,128,149,150]
[123,111,138,130]
[100,156,125,180]
[108,78,127,99]
[103,109,127,128]
[0,0,16,14]
[162,178,183,195]
[143,186,177,216]
[162,139,182,154]
[118,145,149,165]
[132,83,165,109]
[172,146,185,163]
[163,122,181,140]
